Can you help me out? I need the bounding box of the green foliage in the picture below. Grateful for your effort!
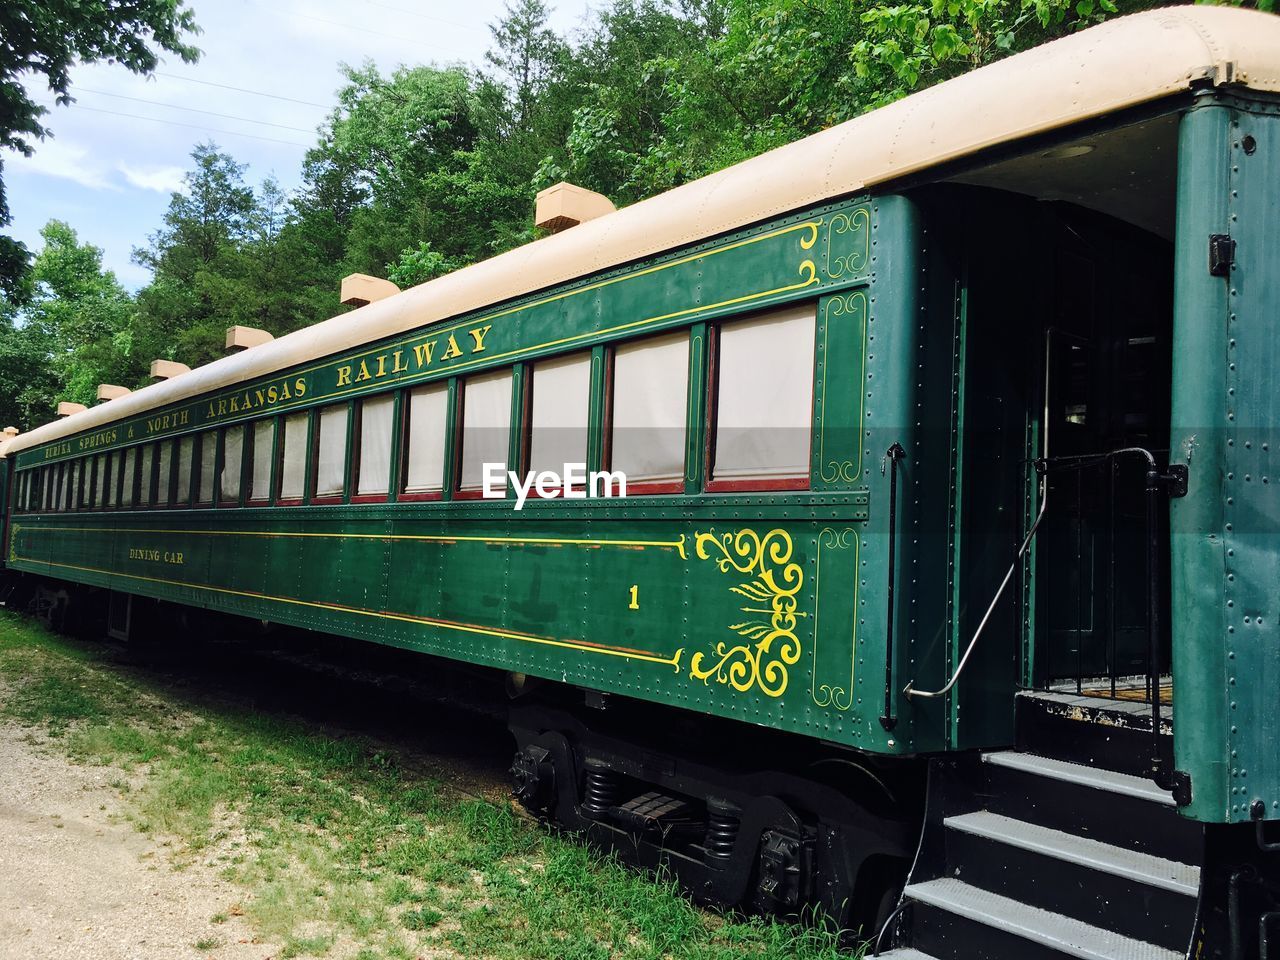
[0,0,201,295]
[1,221,139,428]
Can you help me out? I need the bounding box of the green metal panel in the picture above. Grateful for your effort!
[1172,94,1280,824]
[4,194,953,757]
[1171,92,1280,823]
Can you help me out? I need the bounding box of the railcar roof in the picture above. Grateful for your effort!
[7,4,1280,460]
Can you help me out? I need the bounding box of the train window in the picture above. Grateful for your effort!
[458,370,513,494]
[175,436,194,506]
[121,449,136,509]
[68,460,80,511]
[528,352,590,481]
[51,465,63,512]
[156,440,174,506]
[248,420,274,503]
[220,425,245,504]
[94,453,108,508]
[402,384,448,497]
[709,304,815,490]
[313,404,348,501]
[355,395,394,498]
[196,431,216,506]
[105,452,119,509]
[609,331,689,491]
[137,445,153,506]
[278,412,308,501]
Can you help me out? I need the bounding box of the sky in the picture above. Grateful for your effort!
[7,0,596,290]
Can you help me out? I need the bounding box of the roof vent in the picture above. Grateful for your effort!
[150,359,192,380]
[226,325,274,353]
[96,384,131,403]
[57,402,88,417]
[535,182,615,233]
[2,427,18,438]
[340,274,400,307]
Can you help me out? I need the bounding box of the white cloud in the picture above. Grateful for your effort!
[118,163,187,194]
[16,139,119,191]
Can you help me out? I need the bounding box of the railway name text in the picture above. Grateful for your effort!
[334,325,493,389]
[202,376,308,423]
[76,428,119,452]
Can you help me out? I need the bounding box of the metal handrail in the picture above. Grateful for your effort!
[903,327,1060,701]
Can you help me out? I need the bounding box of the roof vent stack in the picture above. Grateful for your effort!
[150,359,192,381]
[340,274,400,307]
[56,402,88,417]
[2,427,18,438]
[535,182,615,233]
[225,326,274,353]
[96,384,131,403]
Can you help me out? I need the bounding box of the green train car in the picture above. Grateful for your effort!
[6,7,1280,957]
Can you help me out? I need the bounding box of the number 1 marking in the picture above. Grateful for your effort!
[628,585,640,610]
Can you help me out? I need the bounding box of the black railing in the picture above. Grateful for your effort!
[1030,447,1185,786]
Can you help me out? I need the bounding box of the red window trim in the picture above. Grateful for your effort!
[621,479,684,496]
[349,492,391,505]
[705,476,810,494]
[276,496,306,508]
[310,494,344,506]
[453,488,499,501]
[398,489,444,503]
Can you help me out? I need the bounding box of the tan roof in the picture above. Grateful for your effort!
[7,4,1280,460]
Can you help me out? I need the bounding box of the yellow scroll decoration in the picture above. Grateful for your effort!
[689,528,805,697]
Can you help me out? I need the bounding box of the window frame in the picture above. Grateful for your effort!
[350,393,396,505]
[703,311,815,494]
[522,351,594,500]
[218,424,247,508]
[399,382,452,503]
[601,332,691,497]
[246,417,277,506]
[453,368,514,501]
[275,411,311,507]
[309,401,351,506]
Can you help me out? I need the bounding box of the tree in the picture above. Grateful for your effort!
[132,143,260,368]
[1,221,138,429]
[0,0,201,296]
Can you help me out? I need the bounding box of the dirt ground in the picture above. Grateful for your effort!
[0,723,268,960]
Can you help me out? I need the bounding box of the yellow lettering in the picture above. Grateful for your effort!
[280,381,292,401]
[392,350,407,373]
[336,366,352,387]
[295,378,306,397]
[230,397,240,413]
[355,360,372,383]
[267,386,279,404]
[441,334,463,361]
[255,389,266,406]
[217,400,227,416]
[376,354,387,377]
[413,341,436,368]
[206,403,216,419]
[468,325,493,353]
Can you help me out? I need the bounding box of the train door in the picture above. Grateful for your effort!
[1013,206,1182,784]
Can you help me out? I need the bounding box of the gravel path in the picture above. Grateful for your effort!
[0,724,268,960]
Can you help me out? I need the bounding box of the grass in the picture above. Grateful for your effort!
[0,609,855,960]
